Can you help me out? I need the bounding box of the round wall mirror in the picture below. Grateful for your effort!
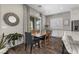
[3,13,19,26]
[8,16,17,23]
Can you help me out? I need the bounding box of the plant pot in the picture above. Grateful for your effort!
[0,47,8,54]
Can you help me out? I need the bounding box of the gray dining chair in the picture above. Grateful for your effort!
[25,32,40,53]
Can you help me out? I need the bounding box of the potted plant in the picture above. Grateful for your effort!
[0,33,22,53]
[6,33,23,46]
[0,33,8,53]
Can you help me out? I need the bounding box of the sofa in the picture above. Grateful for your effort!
[62,31,79,54]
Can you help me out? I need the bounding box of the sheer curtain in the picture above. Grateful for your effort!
[50,17,64,37]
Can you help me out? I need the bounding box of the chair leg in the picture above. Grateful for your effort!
[30,44,33,54]
[38,41,40,48]
[25,43,27,51]
[62,42,65,54]
[44,39,46,47]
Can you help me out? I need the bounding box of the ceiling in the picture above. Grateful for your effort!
[28,4,79,15]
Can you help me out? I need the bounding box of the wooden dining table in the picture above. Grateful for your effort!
[32,32,46,47]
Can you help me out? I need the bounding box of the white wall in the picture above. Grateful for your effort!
[23,5,28,32]
[46,16,50,26]
[0,4,24,47]
[41,15,46,32]
[71,8,79,20]
[0,4,23,35]
[29,7,40,18]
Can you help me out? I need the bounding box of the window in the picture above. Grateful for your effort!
[29,16,41,32]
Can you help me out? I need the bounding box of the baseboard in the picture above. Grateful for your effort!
[51,36,62,39]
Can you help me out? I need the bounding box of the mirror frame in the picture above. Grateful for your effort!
[3,13,19,26]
